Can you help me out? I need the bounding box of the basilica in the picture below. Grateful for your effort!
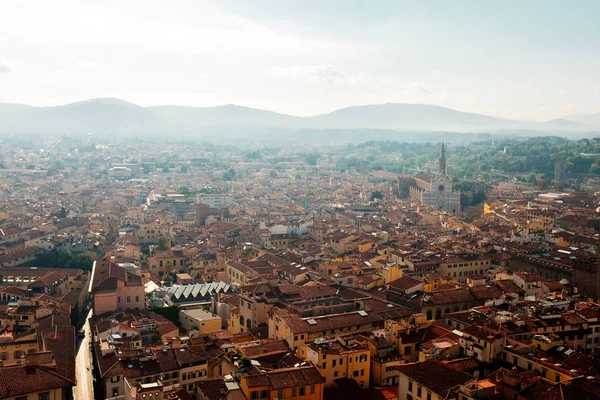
[409,144,461,213]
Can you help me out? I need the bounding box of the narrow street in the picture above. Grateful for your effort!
[73,309,94,400]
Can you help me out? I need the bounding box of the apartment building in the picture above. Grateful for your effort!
[239,366,324,400]
[302,335,371,388]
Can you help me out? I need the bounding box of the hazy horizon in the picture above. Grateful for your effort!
[1,0,599,121]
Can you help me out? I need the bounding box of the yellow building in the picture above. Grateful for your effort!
[240,366,324,400]
[385,314,455,363]
[236,286,271,333]
[302,336,371,389]
[147,249,187,277]
[330,233,359,255]
[0,330,40,364]
[422,274,457,292]
[269,308,385,351]
[358,240,376,253]
[136,223,172,244]
[356,334,402,387]
[179,308,222,336]
[381,263,404,284]
[503,339,578,383]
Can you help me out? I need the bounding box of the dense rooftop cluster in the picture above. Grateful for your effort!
[2,138,600,399]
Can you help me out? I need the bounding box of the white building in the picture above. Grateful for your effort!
[410,144,461,213]
[196,194,235,208]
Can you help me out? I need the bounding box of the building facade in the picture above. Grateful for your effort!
[410,144,461,213]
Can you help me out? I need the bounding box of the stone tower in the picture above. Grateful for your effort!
[439,143,447,176]
[554,159,567,189]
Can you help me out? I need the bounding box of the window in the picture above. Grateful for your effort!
[14,350,23,359]
[310,385,315,394]
[333,359,337,367]
[117,296,121,303]
[136,296,139,302]
[353,370,359,377]
[299,387,306,396]
[408,381,413,392]
[39,393,51,400]
[251,391,259,400]
[427,392,432,400]
[0,352,7,360]
[555,375,561,382]
[127,296,131,302]
[322,362,327,369]
[360,369,365,376]
[340,358,344,365]
[407,395,413,400]
[359,354,367,362]
[334,371,339,377]
[541,369,547,378]
[404,346,412,356]
[292,388,297,397]
[417,386,422,397]
[278,390,284,399]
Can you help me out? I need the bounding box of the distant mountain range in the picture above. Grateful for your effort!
[0,97,598,137]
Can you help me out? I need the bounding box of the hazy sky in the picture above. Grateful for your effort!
[1,0,599,120]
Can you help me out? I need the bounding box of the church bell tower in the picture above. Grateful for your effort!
[439,143,447,176]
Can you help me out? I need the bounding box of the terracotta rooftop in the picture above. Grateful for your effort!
[397,359,474,398]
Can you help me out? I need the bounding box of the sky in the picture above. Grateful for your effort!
[0,0,599,120]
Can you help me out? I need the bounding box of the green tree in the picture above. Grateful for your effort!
[165,260,174,277]
[222,168,236,181]
[156,236,169,251]
[304,153,320,166]
[33,250,93,271]
[177,186,192,197]
[370,191,383,201]
[56,206,67,218]
[239,356,252,368]
[66,254,93,270]
[590,163,600,175]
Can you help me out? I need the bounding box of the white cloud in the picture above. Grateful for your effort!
[0,61,11,73]
[266,64,350,85]
[404,81,430,95]
[557,105,589,116]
